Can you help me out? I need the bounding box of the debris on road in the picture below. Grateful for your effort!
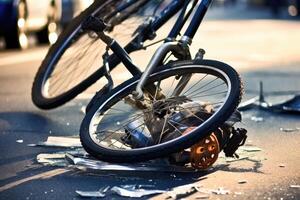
[217,144,263,164]
[111,186,166,198]
[37,153,67,167]
[167,184,200,199]
[238,180,247,184]
[66,153,195,173]
[280,127,300,133]
[239,82,300,114]
[239,146,262,152]
[76,190,105,198]
[224,156,249,163]
[196,186,231,196]
[16,139,23,143]
[80,106,86,114]
[210,187,230,195]
[271,95,300,113]
[76,185,166,198]
[279,163,286,168]
[195,194,210,199]
[36,150,85,167]
[37,136,81,148]
[250,116,264,122]
[290,185,300,189]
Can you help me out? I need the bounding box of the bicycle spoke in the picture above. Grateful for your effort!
[185,77,219,96]
[182,74,208,95]
[192,91,228,99]
[187,82,226,98]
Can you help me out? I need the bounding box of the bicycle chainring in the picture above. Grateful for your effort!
[183,127,220,170]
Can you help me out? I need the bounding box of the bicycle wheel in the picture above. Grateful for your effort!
[32,0,168,109]
[80,59,243,162]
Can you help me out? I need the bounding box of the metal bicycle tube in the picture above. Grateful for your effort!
[167,0,199,40]
[183,0,214,39]
[109,40,142,76]
[102,0,187,77]
[133,42,185,99]
[151,0,185,31]
[84,0,194,96]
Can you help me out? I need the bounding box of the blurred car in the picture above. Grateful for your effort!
[0,0,92,49]
[288,0,300,16]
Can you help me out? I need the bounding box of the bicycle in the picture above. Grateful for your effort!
[32,0,247,169]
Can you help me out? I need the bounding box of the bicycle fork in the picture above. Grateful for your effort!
[132,38,208,100]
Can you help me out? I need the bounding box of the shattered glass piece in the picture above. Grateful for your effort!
[210,187,230,195]
[100,186,110,193]
[290,185,300,188]
[280,128,300,133]
[76,190,105,198]
[37,150,86,167]
[167,184,200,199]
[111,186,166,198]
[250,116,264,122]
[37,153,67,167]
[37,136,81,148]
[16,139,23,143]
[80,106,86,114]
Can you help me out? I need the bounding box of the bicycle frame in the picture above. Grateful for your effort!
[83,0,214,95]
[114,0,213,69]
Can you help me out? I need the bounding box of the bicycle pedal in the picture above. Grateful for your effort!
[223,128,248,158]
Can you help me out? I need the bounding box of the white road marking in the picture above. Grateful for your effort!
[0,168,69,192]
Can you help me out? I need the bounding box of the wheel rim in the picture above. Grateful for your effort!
[88,65,232,153]
[40,0,174,100]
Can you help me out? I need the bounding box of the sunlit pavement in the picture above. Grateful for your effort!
[0,5,300,200]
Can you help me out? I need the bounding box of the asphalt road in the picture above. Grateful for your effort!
[0,4,300,200]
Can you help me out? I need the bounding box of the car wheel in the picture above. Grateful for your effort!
[37,2,60,45]
[4,0,29,49]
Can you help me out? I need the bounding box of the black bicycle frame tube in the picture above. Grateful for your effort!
[109,41,142,76]
[113,0,187,76]
[184,0,214,39]
[94,0,193,78]
[151,0,186,31]
[167,0,198,39]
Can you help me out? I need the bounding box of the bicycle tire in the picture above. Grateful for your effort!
[32,0,161,109]
[80,59,243,163]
